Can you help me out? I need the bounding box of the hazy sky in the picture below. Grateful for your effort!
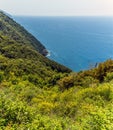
[0,0,113,16]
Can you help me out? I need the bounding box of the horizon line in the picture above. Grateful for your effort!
[13,14,113,17]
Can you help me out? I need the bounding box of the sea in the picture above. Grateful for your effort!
[13,16,113,71]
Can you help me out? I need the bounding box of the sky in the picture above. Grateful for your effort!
[0,0,113,16]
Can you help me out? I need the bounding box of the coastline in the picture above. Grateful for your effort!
[42,49,50,56]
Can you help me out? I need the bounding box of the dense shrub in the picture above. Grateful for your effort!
[0,11,113,129]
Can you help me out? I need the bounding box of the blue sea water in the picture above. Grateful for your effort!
[13,16,113,71]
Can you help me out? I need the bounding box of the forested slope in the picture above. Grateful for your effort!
[0,11,113,130]
[0,11,47,55]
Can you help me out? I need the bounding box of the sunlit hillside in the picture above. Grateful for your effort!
[0,11,113,129]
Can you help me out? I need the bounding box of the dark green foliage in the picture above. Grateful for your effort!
[65,59,113,88]
[0,12,71,88]
[104,72,113,82]
[95,59,113,82]
[58,74,75,90]
[0,11,113,129]
[0,11,46,54]
[0,72,4,83]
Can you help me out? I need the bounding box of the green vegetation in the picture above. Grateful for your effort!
[0,11,113,129]
[0,11,47,55]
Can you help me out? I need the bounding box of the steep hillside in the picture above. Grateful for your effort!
[0,11,113,129]
[0,11,47,55]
